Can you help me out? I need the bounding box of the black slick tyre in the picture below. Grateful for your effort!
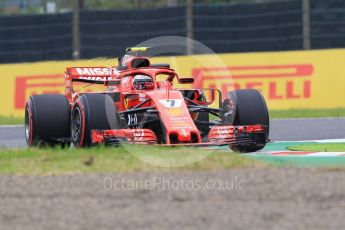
[224,89,269,153]
[25,94,71,147]
[71,94,118,147]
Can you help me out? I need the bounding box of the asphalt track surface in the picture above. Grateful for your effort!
[1,118,345,230]
[1,118,345,148]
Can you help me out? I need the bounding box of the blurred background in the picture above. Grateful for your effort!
[0,0,344,62]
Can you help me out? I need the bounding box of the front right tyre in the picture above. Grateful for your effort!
[223,89,269,153]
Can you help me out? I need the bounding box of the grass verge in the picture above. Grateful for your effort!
[0,116,23,126]
[288,143,345,152]
[269,108,345,119]
[0,146,265,175]
[251,155,345,168]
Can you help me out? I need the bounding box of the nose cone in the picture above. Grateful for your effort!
[145,91,201,144]
[168,129,200,144]
[177,129,191,142]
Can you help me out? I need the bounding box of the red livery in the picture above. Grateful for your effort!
[25,47,269,152]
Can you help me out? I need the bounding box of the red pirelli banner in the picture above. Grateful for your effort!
[192,64,313,100]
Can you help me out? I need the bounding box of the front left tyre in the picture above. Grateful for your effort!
[25,94,71,147]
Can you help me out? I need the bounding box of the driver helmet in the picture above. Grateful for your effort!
[133,75,154,90]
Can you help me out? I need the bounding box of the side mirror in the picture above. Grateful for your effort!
[178,77,194,84]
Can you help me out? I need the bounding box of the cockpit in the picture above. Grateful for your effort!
[132,74,154,90]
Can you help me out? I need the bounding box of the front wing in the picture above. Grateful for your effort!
[91,125,266,147]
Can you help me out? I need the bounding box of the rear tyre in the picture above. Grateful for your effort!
[71,94,118,147]
[224,89,269,153]
[25,94,71,147]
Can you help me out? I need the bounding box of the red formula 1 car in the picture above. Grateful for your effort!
[25,47,269,152]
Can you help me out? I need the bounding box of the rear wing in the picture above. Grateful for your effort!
[65,67,120,99]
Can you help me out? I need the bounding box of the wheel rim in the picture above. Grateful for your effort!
[71,107,82,142]
[25,107,31,143]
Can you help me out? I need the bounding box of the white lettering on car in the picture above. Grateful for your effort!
[76,68,111,76]
[79,76,108,81]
